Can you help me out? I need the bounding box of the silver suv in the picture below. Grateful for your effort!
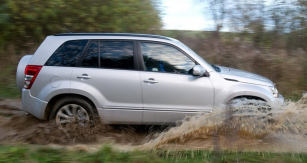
[16,33,284,124]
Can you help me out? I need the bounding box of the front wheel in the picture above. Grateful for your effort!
[227,98,272,122]
[227,98,275,138]
[49,97,97,125]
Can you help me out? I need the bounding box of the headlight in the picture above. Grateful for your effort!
[270,86,279,98]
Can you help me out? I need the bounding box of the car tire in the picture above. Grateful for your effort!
[49,96,98,125]
[227,98,275,138]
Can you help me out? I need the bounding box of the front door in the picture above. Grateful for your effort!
[139,41,214,124]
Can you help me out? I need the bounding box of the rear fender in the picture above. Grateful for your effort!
[16,55,33,93]
[69,81,105,108]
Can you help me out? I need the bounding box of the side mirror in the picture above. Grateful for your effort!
[192,65,207,76]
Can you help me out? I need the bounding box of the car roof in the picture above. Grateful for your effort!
[54,33,172,41]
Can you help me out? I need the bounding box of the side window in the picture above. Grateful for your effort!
[45,40,88,67]
[140,42,196,74]
[100,41,134,70]
[80,41,99,67]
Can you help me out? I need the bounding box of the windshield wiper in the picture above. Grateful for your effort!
[211,64,221,72]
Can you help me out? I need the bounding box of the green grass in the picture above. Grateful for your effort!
[0,56,21,99]
[0,145,307,163]
[0,84,20,99]
[0,145,163,163]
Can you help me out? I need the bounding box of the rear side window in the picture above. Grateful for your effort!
[45,40,88,67]
[80,41,99,67]
[79,41,134,70]
[100,41,134,70]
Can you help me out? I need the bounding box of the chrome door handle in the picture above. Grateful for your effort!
[77,74,91,79]
[143,78,158,83]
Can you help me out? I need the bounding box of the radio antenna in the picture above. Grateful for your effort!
[62,25,71,33]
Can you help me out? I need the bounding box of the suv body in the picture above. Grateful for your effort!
[16,33,284,124]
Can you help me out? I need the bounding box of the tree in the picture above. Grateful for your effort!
[0,0,162,50]
[198,0,229,37]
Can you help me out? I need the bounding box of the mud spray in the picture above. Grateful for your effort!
[141,95,307,152]
[1,96,307,153]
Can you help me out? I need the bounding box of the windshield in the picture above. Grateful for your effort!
[174,40,211,65]
[173,39,221,72]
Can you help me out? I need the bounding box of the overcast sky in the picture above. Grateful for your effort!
[161,0,214,31]
[160,0,276,31]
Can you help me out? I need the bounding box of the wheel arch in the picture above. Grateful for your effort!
[44,93,98,120]
[216,82,274,106]
[228,95,266,104]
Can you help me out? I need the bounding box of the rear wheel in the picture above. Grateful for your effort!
[50,97,97,125]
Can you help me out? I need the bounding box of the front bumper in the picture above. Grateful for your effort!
[271,94,285,108]
[22,89,48,120]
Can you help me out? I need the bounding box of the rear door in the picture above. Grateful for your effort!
[139,41,214,124]
[70,40,143,124]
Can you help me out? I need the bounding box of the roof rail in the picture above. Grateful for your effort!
[54,33,172,40]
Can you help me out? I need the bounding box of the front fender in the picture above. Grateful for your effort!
[215,82,274,106]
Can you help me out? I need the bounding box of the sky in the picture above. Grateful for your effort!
[161,0,214,31]
[160,0,276,31]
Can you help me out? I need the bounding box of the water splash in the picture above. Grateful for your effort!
[141,95,307,152]
[2,96,307,153]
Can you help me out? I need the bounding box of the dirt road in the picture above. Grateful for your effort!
[1,97,307,153]
[0,99,164,146]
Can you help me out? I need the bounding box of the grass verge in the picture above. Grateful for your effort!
[0,145,307,163]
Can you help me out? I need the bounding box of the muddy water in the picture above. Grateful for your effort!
[1,96,307,152]
[141,95,307,152]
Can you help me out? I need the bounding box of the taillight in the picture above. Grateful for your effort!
[24,65,42,89]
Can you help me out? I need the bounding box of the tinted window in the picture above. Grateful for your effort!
[80,41,99,67]
[100,41,134,70]
[140,42,195,74]
[45,40,88,67]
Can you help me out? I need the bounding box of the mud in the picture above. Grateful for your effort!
[0,99,162,145]
[1,96,307,153]
[142,95,307,152]
[0,113,160,145]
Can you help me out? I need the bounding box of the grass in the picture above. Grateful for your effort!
[0,145,163,163]
[0,51,21,99]
[0,84,20,99]
[0,145,307,163]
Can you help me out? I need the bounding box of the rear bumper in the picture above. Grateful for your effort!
[22,89,47,120]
